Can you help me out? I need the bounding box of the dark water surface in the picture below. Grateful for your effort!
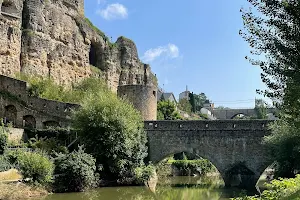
[40,176,254,200]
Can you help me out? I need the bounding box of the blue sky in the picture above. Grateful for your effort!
[84,0,268,108]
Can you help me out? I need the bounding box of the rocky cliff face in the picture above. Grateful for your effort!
[0,0,155,92]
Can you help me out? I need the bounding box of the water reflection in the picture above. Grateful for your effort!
[41,176,248,200]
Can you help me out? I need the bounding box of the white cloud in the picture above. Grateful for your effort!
[142,44,180,63]
[97,3,128,20]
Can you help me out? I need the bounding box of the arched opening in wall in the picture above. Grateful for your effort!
[231,113,249,120]
[23,115,36,129]
[89,42,104,70]
[42,120,60,129]
[156,151,224,191]
[1,0,18,15]
[4,105,17,126]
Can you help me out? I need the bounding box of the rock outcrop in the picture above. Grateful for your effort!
[0,0,155,92]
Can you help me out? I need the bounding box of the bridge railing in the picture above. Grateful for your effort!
[144,120,273,131]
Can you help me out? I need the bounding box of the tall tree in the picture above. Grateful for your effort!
[157,100,181,120]
[240,0,300,117]
[178,99,192,114]
[189,92,208,112]
[254,99,268,119]
[241,0,300,177]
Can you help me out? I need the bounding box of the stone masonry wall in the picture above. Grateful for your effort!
[118,84,157,120]
[0,75,79,129]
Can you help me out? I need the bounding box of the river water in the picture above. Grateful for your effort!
[40,176,256,200]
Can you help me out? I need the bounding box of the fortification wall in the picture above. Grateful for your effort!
[118,85,157,120]
[0,75,79,129]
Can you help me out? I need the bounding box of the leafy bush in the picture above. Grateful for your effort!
[169,159,214,176]
[14,151,54,185]
[134,164,156,184]
[0,155,13,172]
[0,125,8,155]
[157,100,182,120]
[232,175,300,200]
[29,137,68,156]
[53,146,97,192]
[72,91,147,181]
[264,119,300,178]
[16,73,108,104]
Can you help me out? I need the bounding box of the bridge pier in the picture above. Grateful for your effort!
[223,174,260,189]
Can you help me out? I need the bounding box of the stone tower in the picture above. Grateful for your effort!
[118,84,157,121]
[117,62,158,121]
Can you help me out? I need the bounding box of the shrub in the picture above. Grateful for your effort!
[15,73,108,104]
[0,126,8,155]
[29,137,68,156]
[170,159,214,176]
[134,164,156,184]
[15,151,54,185]
[53,146,97,192]
[72,91,147,181]
[231,175,300,200]
[264,119,300,178]
[0,155,14,172]
[157,100,182,120]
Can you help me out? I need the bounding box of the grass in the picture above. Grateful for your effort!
[0,183,48,200]
[83,17,118,49]
[0,169,22,181]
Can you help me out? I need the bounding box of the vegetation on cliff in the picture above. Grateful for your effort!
[16,73,108,104]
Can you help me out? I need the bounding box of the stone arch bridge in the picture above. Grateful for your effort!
[211,108,276,119]
[144,120,272,189]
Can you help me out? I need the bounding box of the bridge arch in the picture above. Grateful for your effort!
[231,113,249,119]
[23,115,36,128]
[4,105,17,125]
[43,120,60,129]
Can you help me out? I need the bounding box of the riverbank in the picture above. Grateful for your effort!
[232,175,300,200]
[0,183,48,200]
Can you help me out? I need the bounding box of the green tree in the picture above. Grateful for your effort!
[189,93,196,113]
[240,0,300,116]
[254,99,267,119]
[241,0,300,177]
[189,93,208,113]
[178,99,192,114]
[72,92,147,181]
[214,106,230,110]
[157,100,181,120]
[53,146,97,192]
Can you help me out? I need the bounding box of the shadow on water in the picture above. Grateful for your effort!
[40,176,258,200]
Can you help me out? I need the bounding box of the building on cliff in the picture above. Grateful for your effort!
[0,0,157,120]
